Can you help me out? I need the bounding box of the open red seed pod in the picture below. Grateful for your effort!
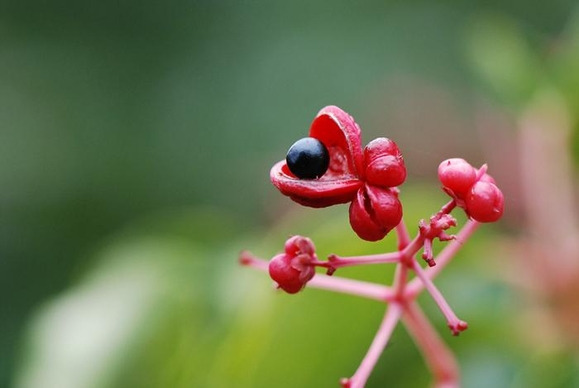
[270,106,365,207]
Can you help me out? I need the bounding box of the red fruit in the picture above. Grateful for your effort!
[438,158,477,199]
[349,185,403,241]
[270,106,365,208]
[269,106,407,242]
[364,138,406,188]
[366,185,403,229]
[268,254,305,294]
[269,236,317,294]
[349,193,386,241]
[465,181,504,223]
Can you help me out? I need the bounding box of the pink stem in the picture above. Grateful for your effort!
[422,238,435,267]
[239,251,269,270]
[388,233,427,298]
[341,303,403,388]
[240,252,394,302]
[307,275,395,302]
[321,251,401,270]
[392,262,409,297]
[411,259,467,335]
[402,302,460,388]
[440,200,457,215]
[396,219,411,250]
[405,220,479,298]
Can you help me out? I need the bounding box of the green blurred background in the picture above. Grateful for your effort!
[2,1,579,387]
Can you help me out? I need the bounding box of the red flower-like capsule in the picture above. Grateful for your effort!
[364,138,406,188]
[270,106,406,241]
[269,236,316,294]
[438,158,504,223]
[438,158,477,199]
[364,137,406,187]
[465,181,504,223]
[349,185,402,241]
[270,106,365,208]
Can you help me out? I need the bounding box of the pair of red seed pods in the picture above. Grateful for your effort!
[270,105,407,242]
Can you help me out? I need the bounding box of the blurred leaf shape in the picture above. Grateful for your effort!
[14,238,214,388]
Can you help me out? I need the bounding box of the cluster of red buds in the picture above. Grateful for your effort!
[241,106,504,387]
[267,235,317,294]
[438,158,504,223]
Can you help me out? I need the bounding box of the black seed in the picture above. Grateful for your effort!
[286,137,329,179]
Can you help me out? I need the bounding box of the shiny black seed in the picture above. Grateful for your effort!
[286,137,329,179]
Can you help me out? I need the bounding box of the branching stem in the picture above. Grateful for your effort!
[402,302,460,387]
[341,303,403,388]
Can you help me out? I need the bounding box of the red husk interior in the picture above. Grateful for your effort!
[270,161,362,208]
[270,106,365,208]
[309,106,364,179]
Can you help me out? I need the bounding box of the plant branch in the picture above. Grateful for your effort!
[396,219,411,250]
[341,303,403,388]
[411,259,467,335]
[315,252,400,274]
[402,301,460,388]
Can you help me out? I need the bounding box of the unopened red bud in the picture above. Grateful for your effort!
[349,193,386,241]
[366,185,403,229]
[438,158,477,199]
[269,236,317,294]
[364,137,401,159]
[349,185,403,241]
[284,235,315,256]
[268,254,305,294]
[465,181,504,223]
[364,138,406,188]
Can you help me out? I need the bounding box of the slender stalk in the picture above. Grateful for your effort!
[307,274,395,302]
[398,234,424,263]
[239,251,269,270]
[341,303,403,388]
[318,251,401,270]
[411,259,467,335]
[392,262,409,298]
[396,219,411,250]
[440,200,457,215]
[402,302,460,388]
